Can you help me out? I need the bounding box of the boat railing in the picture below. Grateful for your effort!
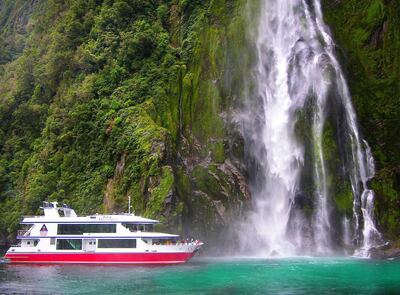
[150,240,202,246]
[17,230,30,237]
[19,215,43,222]
[21,215,42,218]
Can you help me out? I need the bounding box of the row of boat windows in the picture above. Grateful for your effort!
[56,223,154,235]
[57,224,116,235]
[55,239,137,250]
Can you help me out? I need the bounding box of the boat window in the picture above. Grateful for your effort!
[57,224,116,235]
[50,238,55,245]
[34,240,39,247]
[151,239,177,245]
[122,223,138,232]
[98,239,136,248]
[141,239,151,244]
[56,239,82,250]
[122,223,154,232]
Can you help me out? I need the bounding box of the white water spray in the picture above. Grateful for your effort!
[237,0,381,256]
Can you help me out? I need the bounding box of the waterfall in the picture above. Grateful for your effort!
[236,0,381,256]
[354,141,383,256]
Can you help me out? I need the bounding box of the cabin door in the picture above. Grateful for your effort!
[84,239,97,252]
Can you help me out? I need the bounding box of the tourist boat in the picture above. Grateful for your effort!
[4,202,203,264]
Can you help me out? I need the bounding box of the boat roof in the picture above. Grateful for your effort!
[21,201,159,224]
[21,214,159,224]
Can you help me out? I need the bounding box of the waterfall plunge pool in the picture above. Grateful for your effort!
[1,257,399,294]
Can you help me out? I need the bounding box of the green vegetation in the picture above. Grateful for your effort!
[0,0,194,240]
[322,0,400,240]
[0,0,250,244]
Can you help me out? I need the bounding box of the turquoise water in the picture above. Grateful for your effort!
[1,257,400,294]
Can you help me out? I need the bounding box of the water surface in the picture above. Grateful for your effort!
[1,257,400,294]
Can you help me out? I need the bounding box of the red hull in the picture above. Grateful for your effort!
[4,252,196,264]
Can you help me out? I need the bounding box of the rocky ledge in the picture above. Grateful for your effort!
[369,242,400,260]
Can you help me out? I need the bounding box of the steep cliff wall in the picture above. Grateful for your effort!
[0,0,250,247]
[322,0,400,241]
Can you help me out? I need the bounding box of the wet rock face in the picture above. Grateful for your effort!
[293,191,313,211]
[168,0,252,250]
[175,131,250,249]
[369,242,400,260]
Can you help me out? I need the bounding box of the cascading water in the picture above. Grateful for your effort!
[236,0,382,256]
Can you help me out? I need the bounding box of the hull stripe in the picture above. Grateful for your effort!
[8,261,185,264]
[5,252,196,264]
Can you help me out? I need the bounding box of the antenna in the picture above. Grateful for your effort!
[128,195,132,215]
